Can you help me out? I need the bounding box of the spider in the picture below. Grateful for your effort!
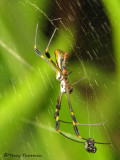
[34,24,111,153]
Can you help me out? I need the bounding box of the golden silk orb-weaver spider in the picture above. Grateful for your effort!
[34,24,111,153]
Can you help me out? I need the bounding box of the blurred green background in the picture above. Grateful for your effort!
[0,0,120,160]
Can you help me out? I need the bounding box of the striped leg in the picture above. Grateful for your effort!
[34,48,56,72]
[54,92,77,141]
[66,86,82,139]
[54,90,87,142]
[54,91,81,140]
[45,28,64,77]
[34,23,56,72]
[45,49,63,76]
[55,92,63,131]
[34,23,65,77]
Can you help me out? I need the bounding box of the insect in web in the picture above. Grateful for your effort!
[34,24,111,153]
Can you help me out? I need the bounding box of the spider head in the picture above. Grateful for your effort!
[85,138,97,153]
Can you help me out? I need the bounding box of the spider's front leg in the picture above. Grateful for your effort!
[44,28,59,71]
[54,92,63,132]
[44,28,65,77]
[34,23,57,72]
[45,48,64,77]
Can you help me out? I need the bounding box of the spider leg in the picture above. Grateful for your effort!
[55,92,63,131]
[45,48,63,76]
[59,120,106,126]
[34,24,56,72]
[71,76,86,86]
[44,28,65,77]
[45,28,58,70]
[66,85,83,139]
[34,23,66,77]
[34,48,56,72]
[55,91,86,143]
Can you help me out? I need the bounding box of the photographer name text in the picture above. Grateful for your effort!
[4,153,42,158]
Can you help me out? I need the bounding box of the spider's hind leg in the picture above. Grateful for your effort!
[55,92,63,132]
[66,86,82,139]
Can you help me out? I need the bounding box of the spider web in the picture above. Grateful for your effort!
[0,0,119,160]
